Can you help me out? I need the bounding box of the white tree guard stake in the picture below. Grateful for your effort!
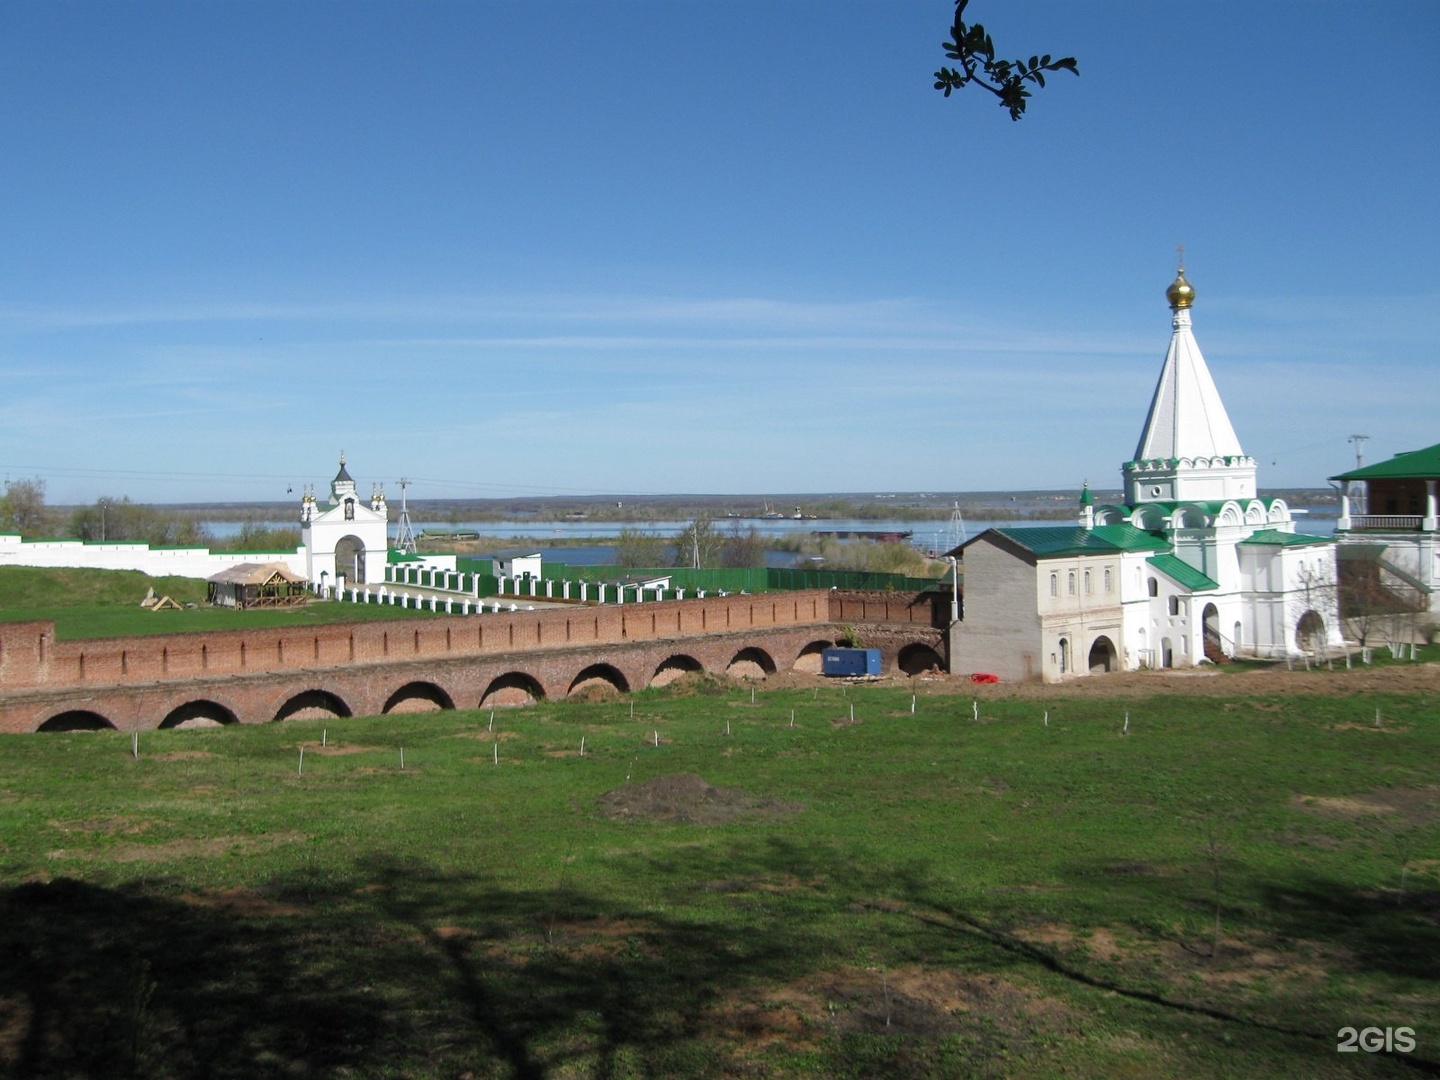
[1375,708,1383,728]
[849,703,855,723]
[400,747,405,770]
[580,736,586,757]
[132,731,139,759]
[1123,712,1130,735]
[489,711,495,732]
[725,719,731,736]
[911,695,916,715]
[630,700,635,719]
[1345,653,1352,669]
[493,742,499,765]
[789,709,795,728]
[1044,710,1049,727]
[972,700,979,721]
[653,729,660,747]
[298,747,304,776]
[751,688,756,705]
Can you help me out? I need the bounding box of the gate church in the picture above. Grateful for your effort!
[951,267,1343,682]
[301,454,389,590]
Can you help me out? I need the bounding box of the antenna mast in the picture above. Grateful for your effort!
[394,477,418,554]
[947,501,967,551]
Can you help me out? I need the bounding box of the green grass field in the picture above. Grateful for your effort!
[0,566,436,639]
[0,680,1436,1078]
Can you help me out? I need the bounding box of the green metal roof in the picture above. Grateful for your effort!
[1330,442,1440,482]
[973,524,1170,558]
[1146,553,1219,591]
[1238,529,1334,548]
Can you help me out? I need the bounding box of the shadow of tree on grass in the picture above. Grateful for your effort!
[3,839,1438,1079]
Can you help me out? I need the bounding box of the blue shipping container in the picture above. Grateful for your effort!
[821,647,882,677]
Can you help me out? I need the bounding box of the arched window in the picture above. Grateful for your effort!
[1083,570,1093,595]
[1147,578,1159,598]
[1168,594,1180,617]
[344,498,355,521]
[1103,567,1113,592]
[1049,573,1058,597]
[1067,571,1076,596]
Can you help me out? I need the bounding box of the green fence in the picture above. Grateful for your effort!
[541,563,939,595]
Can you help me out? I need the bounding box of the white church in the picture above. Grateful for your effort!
[300,454,390,590]
[950,267,1343,683]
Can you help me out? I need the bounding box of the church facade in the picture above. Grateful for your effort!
[950,269,1343,682]
[301,455,389,590]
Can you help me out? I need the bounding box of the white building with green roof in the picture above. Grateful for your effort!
[950,268,1342,682]
[1330,442,1440,616]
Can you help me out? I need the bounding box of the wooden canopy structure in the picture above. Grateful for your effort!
[207,563,308,609]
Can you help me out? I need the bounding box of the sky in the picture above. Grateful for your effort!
[0,1,1436,506]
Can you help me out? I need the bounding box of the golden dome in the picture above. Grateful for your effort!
[1166,268,1195,309]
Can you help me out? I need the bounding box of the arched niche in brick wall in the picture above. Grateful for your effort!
[383,681,455,714]
[480,672,545,708]
[274,689,353,722]
[161,700,240,729]
[38,710,115,732]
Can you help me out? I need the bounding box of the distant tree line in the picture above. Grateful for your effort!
[0,479,299,551]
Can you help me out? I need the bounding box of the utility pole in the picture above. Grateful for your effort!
[1347,435,1370,515]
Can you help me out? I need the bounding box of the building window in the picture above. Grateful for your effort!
[1168,594,1180,616]
[1104,568,1113,592]
[344,499,355,521]
[1067,571,1076,596]
[1148,578,1159,598]
[1049,573,1058,597]
[1084,570,1093,595]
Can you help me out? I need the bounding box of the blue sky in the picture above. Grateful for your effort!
[1,1,1436,505]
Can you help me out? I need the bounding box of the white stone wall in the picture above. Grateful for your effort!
[0,534,307,581]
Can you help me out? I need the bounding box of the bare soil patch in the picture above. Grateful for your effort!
[47,816,151,837]
[175,885,310,918]
[48,831,304,864]
[299,742,369,755]
[1292,786,1439,825]
[596,773,802,824]
[814,965,1071,1038]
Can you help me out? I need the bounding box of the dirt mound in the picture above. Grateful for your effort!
[596,773,800,824]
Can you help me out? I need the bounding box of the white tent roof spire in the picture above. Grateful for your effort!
[1132,267,1244,464]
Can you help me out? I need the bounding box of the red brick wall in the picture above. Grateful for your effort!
[0,592,830,693]
[0,591,958,733]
